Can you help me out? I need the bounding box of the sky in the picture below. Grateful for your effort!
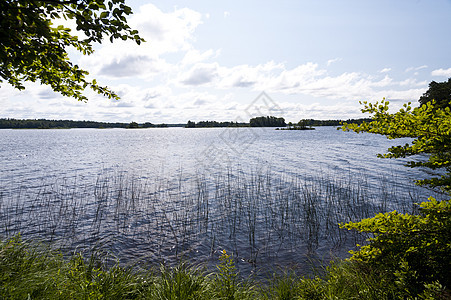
[1,0,451,123]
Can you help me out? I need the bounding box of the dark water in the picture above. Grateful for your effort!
[0,127,444,277]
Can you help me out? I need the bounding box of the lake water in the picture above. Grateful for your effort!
[0,127,444,276]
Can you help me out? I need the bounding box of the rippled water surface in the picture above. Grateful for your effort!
[0,127,443,276]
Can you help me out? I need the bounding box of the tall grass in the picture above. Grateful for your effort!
[0,237,249,299]
[0,167,441,277]
[3,237,446,299]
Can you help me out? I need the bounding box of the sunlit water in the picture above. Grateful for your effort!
[0,127,445,277]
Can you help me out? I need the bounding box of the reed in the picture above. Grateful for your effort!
[0,167,442,277]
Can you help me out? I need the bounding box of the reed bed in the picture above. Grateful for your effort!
[0,167,440,277]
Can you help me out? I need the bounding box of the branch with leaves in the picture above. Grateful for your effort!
[0,0,145,101]
[341,99,451,194]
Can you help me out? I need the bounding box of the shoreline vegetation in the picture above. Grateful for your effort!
[0,236,429,300]
[1,196,448,299]
[0,236,406,299]
[0,116,371,129]
[0,118,170,129]
[2,167,448,298]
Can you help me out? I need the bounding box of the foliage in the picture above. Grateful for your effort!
[185,120,196,128]
[183,118,372,129]
[0,0,144,101]
[3,234,449,299]
[278,119,315,130]
[153,263,210,299]
[0,118,169,128]
[259,273,324,300]
[185,120,249,128]
[215,250,239,299]
[0,236,150,299]
[341,99,451,194]
[340,98,451,298]
[127,121,139,128]
[249,116,286,127]
[295,118,372,127]
[340,198,451,298]
[419,78,451,110]
[0,238,253,299]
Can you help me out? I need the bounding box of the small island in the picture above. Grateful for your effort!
[277,120,315,130]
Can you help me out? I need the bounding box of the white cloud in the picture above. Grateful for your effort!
[405,65,428,72]
[142,86,172,103]
[399,78,428,87]
[379,68,391,73]
[431,67,451,77]
[369,75,393,87]
[183,93,215,109]
[181,49,219,65]
[130,4,202,54]
[37,89,61,100]
[0,82,26,101]
[180,63,219,85]
[379,88,425,103]
[215,62,367,100]
[251,101,363,121]
[99,55,160,78]
[327,58,342,66]
[173,60,426,106]
[78,4,203,79]
[215,61,323,92]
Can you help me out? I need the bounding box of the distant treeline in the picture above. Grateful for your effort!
[0,117,373,129]
[185,117,372,128]
[0,118,167,129]
[297,118,373,127]
[127,122,168,128]
[185,120,249,128]
[249,116,286,127]
[185,116,286,128]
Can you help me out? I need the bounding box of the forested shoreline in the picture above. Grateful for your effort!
[0,117,373,129]
[0,118,168,129]
[185,117,372,128]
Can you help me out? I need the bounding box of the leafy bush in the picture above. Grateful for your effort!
[341,100,451,194]
[341,198,451,298]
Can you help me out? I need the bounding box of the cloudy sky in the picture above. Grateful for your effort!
[1,0,451,123]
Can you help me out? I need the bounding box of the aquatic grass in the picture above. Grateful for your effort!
[0,167,443,277]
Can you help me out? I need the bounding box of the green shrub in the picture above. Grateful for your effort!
[215,250,239,299]
[341,197,451,297]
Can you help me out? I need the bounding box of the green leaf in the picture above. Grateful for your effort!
[0,0,144,102]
